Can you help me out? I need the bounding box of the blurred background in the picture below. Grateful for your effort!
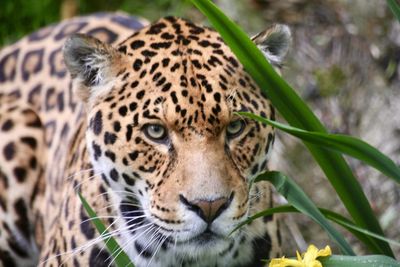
[1,0,399,257]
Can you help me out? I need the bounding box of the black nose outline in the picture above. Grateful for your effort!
[179,192,234,224]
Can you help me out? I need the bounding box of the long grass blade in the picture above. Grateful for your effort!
[320,255,400,267]
[387,0,400,21]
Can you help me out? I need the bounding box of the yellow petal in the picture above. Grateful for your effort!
[296,251,302,261]
[302,245,319,263]
[269,257,305,267]
[302,244,332,264]
[316,246,332,257]
[269,245,332,267]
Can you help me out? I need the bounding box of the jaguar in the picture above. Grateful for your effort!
[0,12,291,267]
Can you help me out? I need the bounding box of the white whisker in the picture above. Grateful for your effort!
[146,232,170,267]
[107,223,155,267]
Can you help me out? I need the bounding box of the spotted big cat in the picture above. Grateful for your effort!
[0,13,291,267]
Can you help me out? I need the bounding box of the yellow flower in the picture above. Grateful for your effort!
[269,244,332,267]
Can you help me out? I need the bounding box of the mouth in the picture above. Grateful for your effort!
[177,228,225,246]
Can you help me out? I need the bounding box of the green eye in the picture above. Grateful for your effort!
[143,124,167,141]
[226,120,245,138]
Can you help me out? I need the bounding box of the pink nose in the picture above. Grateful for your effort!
[179,194,233,223]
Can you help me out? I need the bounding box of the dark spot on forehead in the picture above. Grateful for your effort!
[198,40,211,47]
[118,106,128,116]
[130,40,145,50]
[136,90,145,99]
[162,58,170,67]
[161,32,175,40]
[150,62,159,74]
[118,46,127,54]
[151,42,172,50]
[146,22,167,35]
[133,59,143,71]
[162,82,172,92]
[142,49,157,57]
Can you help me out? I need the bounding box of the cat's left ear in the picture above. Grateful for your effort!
[63,33,125,103]
[251,24,291,67]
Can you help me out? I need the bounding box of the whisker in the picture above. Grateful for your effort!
[147,232,170,267]
[97,203,143,214]
[134,226,161,260]
[107,223,155,266]
[56,216,128,265]
[66,168,96,181]
[92,189,141,198]
[79,215,120,225]
[71,170,103,191]
[133,231,158,263]
[97,221,155,266]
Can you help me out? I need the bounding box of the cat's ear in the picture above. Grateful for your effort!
[251,24,291,67]
[63,33,123,102]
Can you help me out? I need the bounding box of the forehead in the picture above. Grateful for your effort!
[119,16,231,65]
[106,17,268,133]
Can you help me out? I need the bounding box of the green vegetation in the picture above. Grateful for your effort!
[1,0,60,46]
[387,0,400,21]
[0,0,192,46]
[314,66,346,97]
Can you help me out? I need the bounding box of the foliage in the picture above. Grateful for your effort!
[320,255,400,267]
[0,0,193,47]
[0,0,60,46]
[387,0,400,21]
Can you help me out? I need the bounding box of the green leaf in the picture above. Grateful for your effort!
[322,210,400,248]
[190,0,394,256]
[387,0,400,21]
[253,171,355,255]
[238,111,400,184]
[320,255,400,267]
[78,193,135,267]
[232,205,400,248]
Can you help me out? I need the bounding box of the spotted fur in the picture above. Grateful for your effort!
[0,12,290,267]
